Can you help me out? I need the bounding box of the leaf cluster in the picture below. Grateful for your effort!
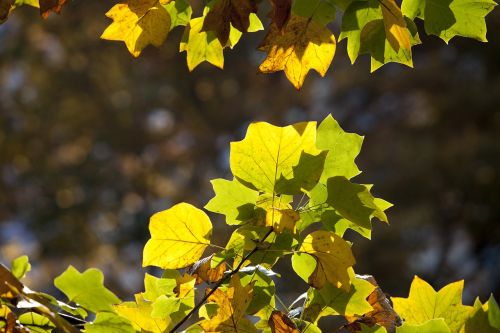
[1,0,497,89]
[1,114,499,333]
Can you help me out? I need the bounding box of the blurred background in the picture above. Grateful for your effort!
[0,0,499,324]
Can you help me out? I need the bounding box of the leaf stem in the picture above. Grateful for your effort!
[168,227,274,333]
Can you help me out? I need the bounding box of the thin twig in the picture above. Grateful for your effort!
[168,227,274,333]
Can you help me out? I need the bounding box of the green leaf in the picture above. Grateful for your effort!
[180,15,224,71]
[54,266,120,312]
[163,0,192,28]
[239,266,276,315]
[359,324,388,333]
[205,178,259,225]
[317,114,364,181]
[299,230,355,291]
[488,295,500,329]
[339,0,382,63]
[326,177,391,238]
[396,318,451,333]
[143,202,212,269]
[292,0,336,25]
[359,17,421,72]
[11,255,31,280]
[461,297,500,333]
[143,272,178,301]
[303,275,376,323]
[392,276,473,333]
[230,121,326,195]
[18,312,55,333]
[84,312,135,333]
[401,0,497,43]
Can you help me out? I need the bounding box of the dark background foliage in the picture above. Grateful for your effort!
[0,0,499,309]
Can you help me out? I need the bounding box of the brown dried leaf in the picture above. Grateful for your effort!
[269,310,300,333]
[39,0,67,18]
[188,255,226,285]
[269,0,291,31]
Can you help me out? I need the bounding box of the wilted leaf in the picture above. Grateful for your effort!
[101,0,171,57]
[188,255,227,285]
[200,275,257,333]
[392,276,473,333]
[202,0,256,45]
[299,230,355,291]
[269,0,291,30]
[269,311,299,333]
[39,0,66,18]
[258,14,336,90]
[143,202,212,269]
[54,266,120,312]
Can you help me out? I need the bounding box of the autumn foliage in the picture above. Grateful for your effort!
[1,115,499,333]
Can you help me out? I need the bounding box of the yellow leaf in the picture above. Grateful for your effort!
[265,208,299,233]
[299,230,355,291]
[101,0,171,57]
[114,294,170,333]
[392,276,474,333]
[143,202,212,269]
[174,273,196,298]
[230,121,325,195]
[200,275,257,333]
[269,310,300,333]
[180,16,224,71]
[258,14,336,89]
[379,0,411,52]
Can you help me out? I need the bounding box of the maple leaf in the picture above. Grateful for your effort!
[230,121,326,195]
[101,0,172,57]
[392,276,473,333]
[269,0,292,30]
[143,202,212,269]
[269,310,300,333]
[202,0,257,45]
[258,14,336,90]
[180,16,224,71]
[39,0,66,18]
[298,230,355,291]
[401,0,497,43]
[200,275,257,333]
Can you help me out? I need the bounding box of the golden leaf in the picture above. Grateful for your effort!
[269,310,300,333]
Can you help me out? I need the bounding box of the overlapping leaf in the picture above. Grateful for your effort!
[392,276,473,333]
[101,0,173,57]
[258,14,336,89]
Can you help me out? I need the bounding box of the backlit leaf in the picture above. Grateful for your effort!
[205,178,259,225]
[53,266,120,312]
[101,0,172,57]
[11,255,31,280]
[269,311,299,333]
[269,0,291,30]
[202,0,257,45]
[379,0,411,52]
[114,294,170,333]
[258,14,336,90]
[84,312,135,333]
[396,319,451,333]
[39,0,66,18]
[180,16,224,70]
[200,275,257,333]
[299,230,355,291]
[401,0,497,43]
[143,202,212,269]
[230,121,326,195]
[392,276,473,333]
[460,297,500,333]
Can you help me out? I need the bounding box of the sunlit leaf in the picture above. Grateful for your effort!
[54,266,120,312]
[143,202,212,269]
[84,312,135,333]
[269,310,300,333]
[299,230,355,291]
[101,0,172,57]
[392,276,473,333]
